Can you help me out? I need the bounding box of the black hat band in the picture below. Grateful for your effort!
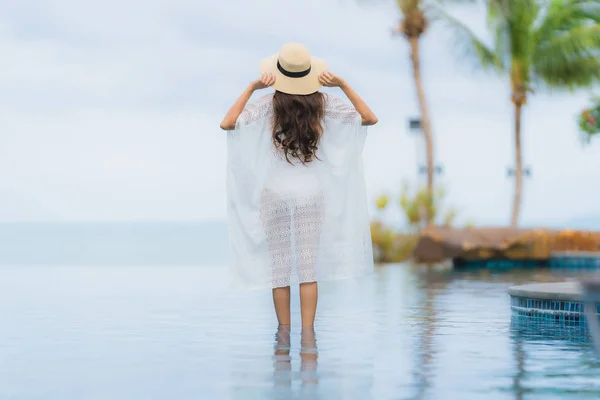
[277,60,311,78]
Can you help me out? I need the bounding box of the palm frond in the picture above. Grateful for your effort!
[487,0,538,30]
[432,7,506,73]
[557,0,600,23]
[537,25,600,58]
[396,0,421,14]
[534,0,600,53]
[431,0,478,3]
[534,55,600,90]
[535,0,600,44]
[532,0,600,90]
[487,0,513,19]
[504,0,539,60]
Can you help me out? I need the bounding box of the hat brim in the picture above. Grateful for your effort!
[260,54,327,95]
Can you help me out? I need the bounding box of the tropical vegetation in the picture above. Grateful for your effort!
[579,97,600,143]
[371,183,469,262]
[438,0,600,226]
[370,0,600,262]
[393,0,438,226]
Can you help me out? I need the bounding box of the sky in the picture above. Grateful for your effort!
[1,0,599,227]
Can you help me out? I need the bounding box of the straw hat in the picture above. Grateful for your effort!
[260,43,327,95]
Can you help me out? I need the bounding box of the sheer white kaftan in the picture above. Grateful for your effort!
[227,93,373,290]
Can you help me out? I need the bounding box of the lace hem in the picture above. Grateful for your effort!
[231,260,374,290]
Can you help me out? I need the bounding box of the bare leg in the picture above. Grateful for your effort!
[299,282,318,327]
[260,189,292,325]
[295,193,324,328]
[272,286,291,326]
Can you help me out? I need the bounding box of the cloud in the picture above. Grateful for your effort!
[0,109,227,221]
[0,0,599,226]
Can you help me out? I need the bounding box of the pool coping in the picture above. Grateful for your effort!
[508,281,582,302]
[550,251,600,257]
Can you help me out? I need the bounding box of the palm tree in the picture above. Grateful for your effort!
[391,0,479,226]
[440,0,600,226]
[393,0,436,226]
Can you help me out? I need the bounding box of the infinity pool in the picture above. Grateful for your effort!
[1,264,599,399]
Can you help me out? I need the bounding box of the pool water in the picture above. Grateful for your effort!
[1,264,600,399]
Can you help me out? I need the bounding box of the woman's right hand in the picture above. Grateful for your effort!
[251,73,276,91]
[318,72,346,88]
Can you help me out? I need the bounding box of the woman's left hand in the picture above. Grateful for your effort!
[318,72,346,88]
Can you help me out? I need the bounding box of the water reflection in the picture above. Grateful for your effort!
[300,327,319,395]
[410,265,452,400]
[511,334,526,400]
[272,325,292,393]
[509,323,600,398]
[510,311,600,398]
[272,326,319,398]
[411,285,438,399]
[4,264,600,399]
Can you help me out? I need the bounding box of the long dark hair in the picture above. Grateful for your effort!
[272,91,325,164]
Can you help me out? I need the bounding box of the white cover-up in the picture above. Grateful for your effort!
[227,93,373,290]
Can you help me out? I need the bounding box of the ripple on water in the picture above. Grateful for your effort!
[1,264,600,399]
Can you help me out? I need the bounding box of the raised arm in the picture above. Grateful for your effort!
[219,73,276,130]
[318,72,378,126]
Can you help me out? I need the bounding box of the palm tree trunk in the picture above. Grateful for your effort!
[510,102,523,227]
[408,37,435,227]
